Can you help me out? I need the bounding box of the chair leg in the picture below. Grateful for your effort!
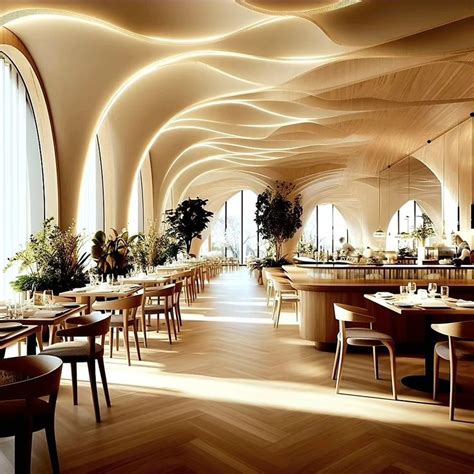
[141,312,148,348]
[332,338,341,380]
[15,419,33,474]
[87,360,101,423]
[164,312,173,344]
[295,301,298,322]
[97,357,111,407]
[275,296,283,328]
[36,332,44,352]
[133,321,142,361]
[433,350,440,401]
[170,309,178,340]
[123,326,131,366]
[45,417,60,474]
[109,328,114,358]
[335,340,347,394]
[71,362,78,405]
[372,346,379,380]
[116,327,120,351]
[383,341,397,400]
[449,355,457,421]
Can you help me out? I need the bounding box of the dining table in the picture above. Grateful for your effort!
[60,284,142,313]
[0,303,87,353]
[124,275,170,286]
[365,293,474,393]
[0,323,39,358]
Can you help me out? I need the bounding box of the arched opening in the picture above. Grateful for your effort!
[77,136,105,240]
[205,190,265,263]
[0,54,45,298]
[386,200,436,251]
[300,204,349,256]
[128,170,144,235]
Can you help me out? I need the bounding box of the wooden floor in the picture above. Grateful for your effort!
[1,269,473,473]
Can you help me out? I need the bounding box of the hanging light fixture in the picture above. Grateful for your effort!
[373,172,386,238]
[441,139,447,240]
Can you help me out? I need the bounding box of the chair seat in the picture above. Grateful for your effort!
[41,341,103,361]
[280,294,299,302]
[0,399,50,436]
[143,304,167,313]
[338,327,393,346]
[435,340,474,361]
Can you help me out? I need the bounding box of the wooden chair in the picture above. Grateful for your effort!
[141,284,177,344]
[41,313,111,423]
[333,303,397,399]
[432,320,474,421]
[93,294,143,366]
[272,278,299,328]
[173,280,184,328]
[0,354,63,473]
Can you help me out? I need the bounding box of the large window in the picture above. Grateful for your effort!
[128,171,144,235]
[208,190,263,263]
[301,204,348,254]
[0,55,44,299]
[77,137,104,240]
[386,200,427,251]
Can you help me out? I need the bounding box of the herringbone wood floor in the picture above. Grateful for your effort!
[1,269,473,473]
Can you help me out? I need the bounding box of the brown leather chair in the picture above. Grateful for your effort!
[41,313,111,422]
[0,354,63,473]
[432,320,474,421]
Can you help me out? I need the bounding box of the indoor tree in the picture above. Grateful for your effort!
[164,197,214,254]
[255,181,303,260]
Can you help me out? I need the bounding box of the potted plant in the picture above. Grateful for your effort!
[255,181,303,261]
[4,218,89,294]
[129,224,182,272]
[91,229,134,278]
[164,197,213,254]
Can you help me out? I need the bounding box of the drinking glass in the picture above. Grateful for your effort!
[42,290,53,308]
[428,282,437,298]
[440,286,449,300]
[118,275,124,289]
[107,274,113,287]
[407,281,417,295]
[399,286,408,299]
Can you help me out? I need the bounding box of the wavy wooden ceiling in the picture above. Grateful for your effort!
[1,0,473,226]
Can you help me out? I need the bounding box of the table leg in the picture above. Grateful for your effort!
[401,314,450,393]
[26,332,38,355]
[0,348,5,359]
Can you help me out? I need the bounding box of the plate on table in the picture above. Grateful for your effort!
[455,300,474,308]
[375,292,394,299]
[62,303,81,308]
[0,322,25,331]
[417,301,449,309]
[391,301,415,308]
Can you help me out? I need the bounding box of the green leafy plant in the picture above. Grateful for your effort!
[164,197,213,254]
[91,229,135,277]
[411,213,435,246]
[4,218,89,294]
[129,224,182,271]
[255,181,303,260]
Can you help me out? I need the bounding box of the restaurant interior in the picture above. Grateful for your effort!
[0,1,473,473]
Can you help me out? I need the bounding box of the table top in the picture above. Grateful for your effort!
[60,284,141,298]
[0,303,87,325]
[124,275,170,285]
[0,324,38,350]
[365,294,474,316]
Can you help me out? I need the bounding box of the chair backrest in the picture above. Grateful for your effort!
[272,278,295,292]
[333,303,375,323]
[173,281,183,303]
[57,313,111,338]
[143,284,175,311]
[0,355,63,402]
[431,320,474,340]
[92,294,143,312]
[52,295,75,303]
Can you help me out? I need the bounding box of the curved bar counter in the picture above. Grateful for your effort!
[283,265,474,351]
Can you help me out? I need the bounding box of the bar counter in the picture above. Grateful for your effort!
[282,265,474,351]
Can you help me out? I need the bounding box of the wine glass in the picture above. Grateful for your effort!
[440,286,449,300]
[407,281,417,296]
[399,286,408,299]
[428,282,437,298]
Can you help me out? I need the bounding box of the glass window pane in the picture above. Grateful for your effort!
[226,192,242,262]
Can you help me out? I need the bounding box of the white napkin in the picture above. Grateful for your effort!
[455,300,474,308]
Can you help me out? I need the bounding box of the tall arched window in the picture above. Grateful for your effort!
[301,204,348,254]
[208,190,263,263]
[77,137,104,240]
[128,171,144,235]
[0,55,45,298]
[386,200,429,251]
